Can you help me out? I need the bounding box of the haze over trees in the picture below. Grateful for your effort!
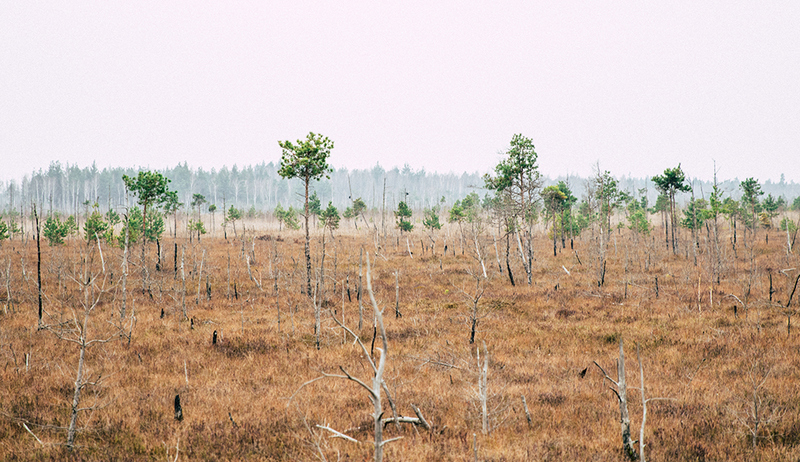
[2,161,799,230]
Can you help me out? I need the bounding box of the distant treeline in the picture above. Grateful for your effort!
[1,161,799,216]
[0,162,484,216]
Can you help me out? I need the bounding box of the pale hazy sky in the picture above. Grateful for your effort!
[2,2,799,183]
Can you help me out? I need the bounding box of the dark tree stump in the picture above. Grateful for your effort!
[174,394,183,421]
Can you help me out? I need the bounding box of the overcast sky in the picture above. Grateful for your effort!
[2,2,799,184]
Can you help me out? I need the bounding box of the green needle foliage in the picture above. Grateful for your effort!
[652,164,691,253]
[483,134,540,205]
[0,220,9,244]
[43,214,77,246]
[320,202,340,232]
[188,219,207,238]
[122,171,173,226]
[84,204,110,242]
[278,133,334,186]
[275,204,300,231]
[122,170,175,285]
[344,198,367,228]
[395,201,413,233]
[423,207,442,231]
[117,207,165,247]
[308,192,322,217]
[739,177,764,231]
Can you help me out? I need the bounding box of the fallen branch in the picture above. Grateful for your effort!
[316,425,359,443]
[22,422,44,447]
[381,416,421,426]
[404,354,468,371]
[410,403,432,431]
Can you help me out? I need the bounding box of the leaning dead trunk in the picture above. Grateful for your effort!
[473,231,487,279]
[505,233,515,286]
[514,230,532,285]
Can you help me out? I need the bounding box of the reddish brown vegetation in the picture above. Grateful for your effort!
[1,220,799,460]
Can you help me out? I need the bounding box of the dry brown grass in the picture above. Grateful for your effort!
[1,223,800,461]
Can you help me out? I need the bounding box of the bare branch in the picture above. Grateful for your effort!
[326,305,377,372]
[728,293,745,307]
[339,366,378,401]
[593,360,620,388]
[380,436,404,447]
[381,380,401,432]
[286,375,329,407]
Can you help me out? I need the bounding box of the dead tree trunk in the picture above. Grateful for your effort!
[478,341,489,435]
[635,343,673,462]
[121,205,129,320]
[394,270,401,318]
[34,204,43,329]
[43,256,117,450]
[320,230,326,301]
[180,246,187,320]
[288,252,406,462]
[505,233,515,286]
[493,232,502,273]
[313,279,321,350]
[66,320,88,449]
[358,248,364,330]
[594,338,638,461]
[195,249,205,304]
[637,344,648,461]
[4,259,12,314]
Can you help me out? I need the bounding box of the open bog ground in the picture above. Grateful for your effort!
[1,222,800,461]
